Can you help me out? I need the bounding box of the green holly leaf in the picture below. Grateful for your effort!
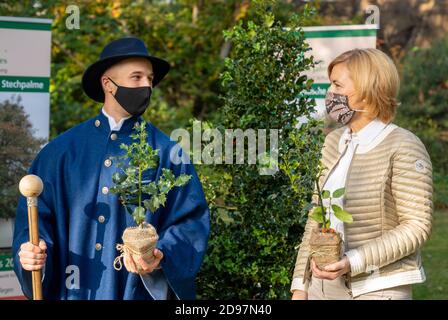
[112,172,126,184]
[132,206,146,225]
[159,182,172,194]
[157,193,167,207]
[174,174,191,187]
[264,13,275,28]
[142,182,158,195]
[124,205,133,216]
[143,199,154,213]
[162,168,175,182]
[143,196,163,213]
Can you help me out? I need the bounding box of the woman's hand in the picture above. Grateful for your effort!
[291,290,308,300]
[311,255,351,280]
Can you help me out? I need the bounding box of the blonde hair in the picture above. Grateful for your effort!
[327,48,400,123]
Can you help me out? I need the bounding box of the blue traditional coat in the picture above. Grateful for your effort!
[12,111,210,300]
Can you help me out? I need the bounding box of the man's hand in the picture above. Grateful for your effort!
[124,248,164,275]
[291,290,308,300]
[311,255,351,280]
[19,240,47,271]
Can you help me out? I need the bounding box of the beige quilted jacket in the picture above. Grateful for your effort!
[291,123,433,297]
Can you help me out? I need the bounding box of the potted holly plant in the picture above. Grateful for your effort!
[308,170,354,269]
[111,122,191,272]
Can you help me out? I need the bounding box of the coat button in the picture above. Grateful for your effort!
[104,159,112,167]
[95,120,101,127]
[102,186,109,194]
[95,243,102,251]
[98,215,105,223]
[110,133,118,140]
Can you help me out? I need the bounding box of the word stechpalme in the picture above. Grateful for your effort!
[175,304,272,317]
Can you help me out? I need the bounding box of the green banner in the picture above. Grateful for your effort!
[305,83,330,99]
[0,253,14,272]
[0,20,51,31]
[304,28,377,38]
[0,76,50,93]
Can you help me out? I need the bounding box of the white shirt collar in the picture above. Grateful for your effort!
[341,118,387,146]
[102,108,132,131]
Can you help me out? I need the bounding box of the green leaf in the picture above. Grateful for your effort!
[142,182,158,195]
[309,206,324,223]
[119,143,129,151]
[264,13,275,28]
[331,205,353,223]
[322,190,330,199]
[122,205,133,216]
[157,193,167,207]
[143,195,164,213]
[162,168,175,181]
[174,174,191,187]
[332,187,345,198]
[132,206,146,225]
[331,204,342,212]
[143,199,153,213]
[112,172,126,184]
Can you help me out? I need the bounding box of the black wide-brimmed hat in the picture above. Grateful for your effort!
[82,37,170,102]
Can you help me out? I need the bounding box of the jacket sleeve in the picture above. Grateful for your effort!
[345,135,433,276]
[154,144,210,300]
[12,151,56,299]
[291,194,319,292]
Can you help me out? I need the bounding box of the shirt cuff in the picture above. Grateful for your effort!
[290,277,309,293]
[140,269,169,300]
[42,264,45,283]
[344,249,364,276]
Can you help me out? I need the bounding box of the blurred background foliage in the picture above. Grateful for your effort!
[0,98,45,219]
[395,37,448,209]
[0,0,447,298]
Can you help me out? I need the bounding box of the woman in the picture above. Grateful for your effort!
[291,48,433,300]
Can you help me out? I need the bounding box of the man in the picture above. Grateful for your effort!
[12,37,210,300]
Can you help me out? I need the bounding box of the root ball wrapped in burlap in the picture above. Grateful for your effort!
[309,229,342,269]
[114,222,159,272]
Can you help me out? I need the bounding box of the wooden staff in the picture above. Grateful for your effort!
[19,174,44,300]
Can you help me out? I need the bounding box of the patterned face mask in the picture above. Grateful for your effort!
[325,91,366,125]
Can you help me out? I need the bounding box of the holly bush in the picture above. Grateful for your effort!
[196,0,324,299]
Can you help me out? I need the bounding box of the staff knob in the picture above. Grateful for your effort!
[19,175,43,198]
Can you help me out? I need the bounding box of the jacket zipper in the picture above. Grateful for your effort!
[304,140,350,285]
[320,143,350,200]
[314,139,359,293]
[342,143,359,293]
[317,144,349,298]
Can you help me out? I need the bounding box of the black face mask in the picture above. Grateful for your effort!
[108,77,152,116]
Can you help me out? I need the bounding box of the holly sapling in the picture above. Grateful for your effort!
[309,187,353,232]
[110,121,191,272]
[308,168,354,269]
